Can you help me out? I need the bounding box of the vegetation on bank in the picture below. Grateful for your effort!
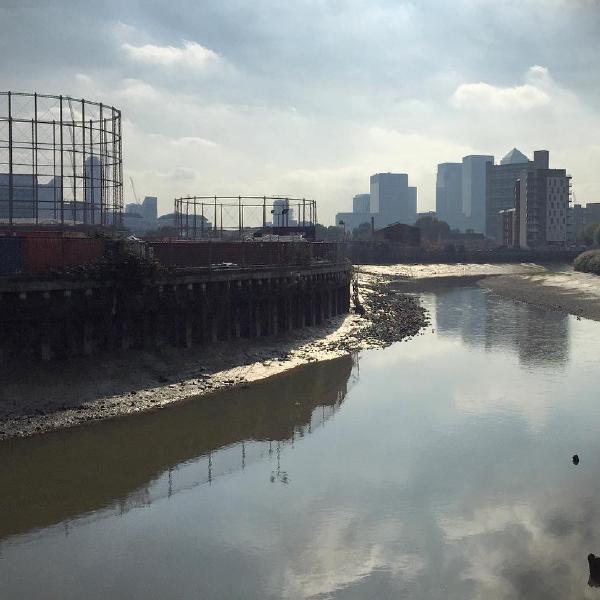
[574,249,600,275]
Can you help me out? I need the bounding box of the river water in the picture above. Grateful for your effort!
[2,280,600,599]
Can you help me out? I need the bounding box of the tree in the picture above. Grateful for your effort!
[144,226,178,239]
[415,216,451,242]
[352,222,372,241]
[314,223,344,241]
[583,223,600,246]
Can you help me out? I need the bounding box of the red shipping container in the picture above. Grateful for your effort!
[22,237,104,274]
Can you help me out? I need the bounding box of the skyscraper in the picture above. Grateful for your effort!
[486,148,531,241]
[436,163,463,230]
[141,196,158,221]
[369,173,417,228]
[84,155,102,223]
[352,193,370,214]
[462,155,494,233]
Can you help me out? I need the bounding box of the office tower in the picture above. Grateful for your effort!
[369,173,417,228]
[352,193,370,214]
[141,196,158,221]
[436,163,463,230]
[486,148,531,241]
[462,155,494,233]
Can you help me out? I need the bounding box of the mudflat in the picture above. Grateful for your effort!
[480,272,600,321]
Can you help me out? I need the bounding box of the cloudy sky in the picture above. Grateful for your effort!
[2,0,599,222]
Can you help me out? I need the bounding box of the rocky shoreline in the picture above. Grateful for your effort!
[0,270,428,441]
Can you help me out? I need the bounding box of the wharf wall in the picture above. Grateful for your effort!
[343,241,581,265]
[0,262,351,364]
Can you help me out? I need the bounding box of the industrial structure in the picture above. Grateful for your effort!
[0,92,123,229]
[175,196,317,240]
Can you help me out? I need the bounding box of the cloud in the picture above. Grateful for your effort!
[122,40,220,69]
[451,81,551,111]
[2,1,600,220]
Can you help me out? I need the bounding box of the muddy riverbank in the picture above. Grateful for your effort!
[0,271,428,440]
[479,270,600,322]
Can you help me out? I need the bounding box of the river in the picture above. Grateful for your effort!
[2,279,600,599]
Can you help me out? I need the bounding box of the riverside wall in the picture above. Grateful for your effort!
[0,262,351,364]
[343,241,581,265]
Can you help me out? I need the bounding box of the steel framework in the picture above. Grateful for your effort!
[175,196,317,240]
[0,91,123,229]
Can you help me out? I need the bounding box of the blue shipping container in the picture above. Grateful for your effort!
[0,237,23,276]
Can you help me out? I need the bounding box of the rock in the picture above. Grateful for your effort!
[573,454,580,465]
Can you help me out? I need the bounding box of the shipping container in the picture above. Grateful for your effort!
[148,241,340,269]
[0,237,23,276]
[22,237,105,274]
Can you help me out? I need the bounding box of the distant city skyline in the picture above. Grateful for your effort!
[2,1,600,223]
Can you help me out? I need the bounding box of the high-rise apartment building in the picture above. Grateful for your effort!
[462,155,494,233]
[436,163,463,230]
[515,162,570,248]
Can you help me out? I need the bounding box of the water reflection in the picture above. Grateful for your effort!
[0,355,356,541]
[433,284,570,367]
[3,284,600,599]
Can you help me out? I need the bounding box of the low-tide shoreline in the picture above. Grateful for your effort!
[0,270,428,441]
[6,262,598,442]
[479,271,600,321]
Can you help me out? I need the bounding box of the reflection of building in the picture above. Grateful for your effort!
[434,285,570,367]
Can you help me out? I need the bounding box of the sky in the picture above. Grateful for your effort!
[1,0,600,223]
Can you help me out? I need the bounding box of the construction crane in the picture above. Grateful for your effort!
[129,176,140,205]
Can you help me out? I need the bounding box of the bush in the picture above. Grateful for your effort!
[574,250,600,275]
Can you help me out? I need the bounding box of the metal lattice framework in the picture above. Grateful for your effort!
[175,196,317,239]
[0,91,123,229]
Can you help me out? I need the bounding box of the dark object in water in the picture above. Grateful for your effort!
[588,554,600,587]
[573,454,580,465]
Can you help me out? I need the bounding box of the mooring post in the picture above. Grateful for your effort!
[255,302,262,337]
[83,321,94,355]
[271,298,279,335]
